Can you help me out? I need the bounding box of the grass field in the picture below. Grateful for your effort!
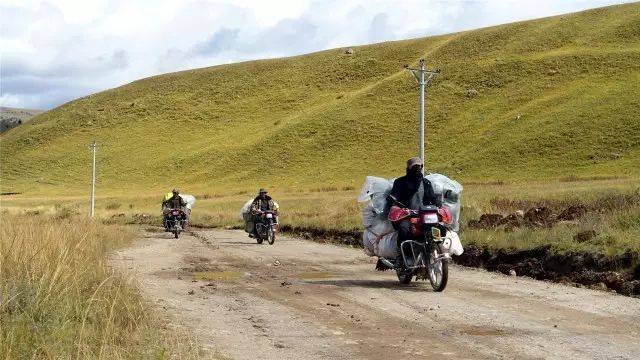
[3,176,638,256]
[0,213,199,359]
[1,3,639,196]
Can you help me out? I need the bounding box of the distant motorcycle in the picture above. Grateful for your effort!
[381,196,454,291]
[165,208,187,239]
[254,210,278,245]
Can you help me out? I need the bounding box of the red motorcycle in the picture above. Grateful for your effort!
[385,196,454,291]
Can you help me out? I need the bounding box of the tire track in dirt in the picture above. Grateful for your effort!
[111,228,640,360]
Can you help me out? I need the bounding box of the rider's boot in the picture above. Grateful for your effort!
[375,258,392,271]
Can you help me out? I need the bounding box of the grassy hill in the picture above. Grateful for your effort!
[1,3,639,196]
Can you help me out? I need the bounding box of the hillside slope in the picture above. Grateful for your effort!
[1,3,639,195]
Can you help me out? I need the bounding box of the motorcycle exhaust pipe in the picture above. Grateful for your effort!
[379,258,395,269]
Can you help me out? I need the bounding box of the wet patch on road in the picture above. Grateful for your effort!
[194,270,243,281]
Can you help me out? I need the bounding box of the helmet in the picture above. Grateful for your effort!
[406,157,423,170]
[172,188,179,194]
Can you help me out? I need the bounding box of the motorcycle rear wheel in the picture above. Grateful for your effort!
[173,230,179,239]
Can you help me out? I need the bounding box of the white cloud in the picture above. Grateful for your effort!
[0,0,634,109]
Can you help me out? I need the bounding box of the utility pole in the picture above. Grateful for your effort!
[405,59,440,169]
[89,140,97,218]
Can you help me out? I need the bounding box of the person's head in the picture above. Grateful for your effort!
[406,157,423,179]
[172,188,179,196]
[258,188,268,199]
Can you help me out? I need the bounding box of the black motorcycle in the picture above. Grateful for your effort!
[165,208,187,239]
[254,210,278,245]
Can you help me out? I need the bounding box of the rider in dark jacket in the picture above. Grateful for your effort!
[164,188,187,209]
[162,189,187,230]
[249,188,278,237]
[388,157,441,265]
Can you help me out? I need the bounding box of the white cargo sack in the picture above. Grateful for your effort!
[425,173,463,232]
[179,194,196,210]
[362,221,394,255]
[362,200,396,257]
[375,232,398,258]
[441,231,464,256]
[239,198,253,220]
[358,176,394,214]
[362,202,388,228]
[363,231,398,258]
[239,198,255,233]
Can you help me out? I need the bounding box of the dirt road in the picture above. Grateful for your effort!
[111,229,640,359]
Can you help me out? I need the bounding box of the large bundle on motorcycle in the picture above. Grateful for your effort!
[358,176,397,257]
[425,173,463,231]
[180,194,196,211]
[358,176,395,215]
[239,198,254,233]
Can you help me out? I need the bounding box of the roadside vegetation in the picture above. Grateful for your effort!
[0,213,199,359]
[3,177,638,256]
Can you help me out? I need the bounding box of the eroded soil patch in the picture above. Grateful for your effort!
[455,245,640,296]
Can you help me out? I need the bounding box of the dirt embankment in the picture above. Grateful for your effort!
[463,199,640,297]
[456,245,640,296]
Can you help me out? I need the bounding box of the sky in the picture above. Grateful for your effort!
[0,0,635,110]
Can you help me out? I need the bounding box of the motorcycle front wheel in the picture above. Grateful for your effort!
[428,250,448,292]
[267,227,275,245]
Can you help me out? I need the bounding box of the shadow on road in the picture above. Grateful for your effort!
[307,279,431,292]
[217,240,262,245]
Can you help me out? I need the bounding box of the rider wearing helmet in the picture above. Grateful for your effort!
[249,188,279,237]
[162,188,187,230]
[164,188,187,209]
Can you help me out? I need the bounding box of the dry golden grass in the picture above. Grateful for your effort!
[5,177,637,255]
[0,213,200,359]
